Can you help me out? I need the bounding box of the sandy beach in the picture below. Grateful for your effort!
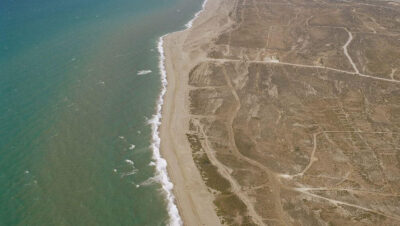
[159,0,233,224]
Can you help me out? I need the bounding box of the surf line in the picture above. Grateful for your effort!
[150,0,209,225]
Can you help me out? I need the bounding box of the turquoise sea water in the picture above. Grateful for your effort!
[0,0,202,225]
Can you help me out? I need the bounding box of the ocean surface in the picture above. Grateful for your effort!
[0,0,203,225]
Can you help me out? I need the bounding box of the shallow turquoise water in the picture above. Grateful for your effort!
[0,0,202,225]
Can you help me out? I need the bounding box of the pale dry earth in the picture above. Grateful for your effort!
[162,0,400,225]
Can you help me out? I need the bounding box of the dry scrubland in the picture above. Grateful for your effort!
[167,0,400,225]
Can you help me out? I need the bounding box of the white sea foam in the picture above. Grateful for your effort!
[140,176,158,186]
[185,0,208,28]
[137,70,152,75]
[151,1,208,225]
[121,170,137,177]
[121,159,138,177]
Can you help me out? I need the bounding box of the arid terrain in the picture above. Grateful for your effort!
[182,0,400,225]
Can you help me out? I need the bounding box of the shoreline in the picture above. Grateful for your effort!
[184,0,208,29]
[152,0,216,225]
[148,35,181,226]
[157,0,231,225]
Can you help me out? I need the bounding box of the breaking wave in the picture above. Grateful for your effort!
[137,70,152,75]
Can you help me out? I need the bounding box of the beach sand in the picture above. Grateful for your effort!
[159,0,233,224]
